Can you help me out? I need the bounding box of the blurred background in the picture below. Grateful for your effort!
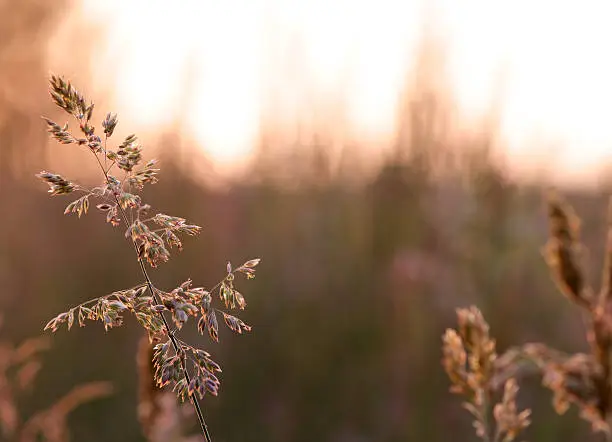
[2,0,612,441]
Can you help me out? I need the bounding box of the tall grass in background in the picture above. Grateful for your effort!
[2,2,612,441]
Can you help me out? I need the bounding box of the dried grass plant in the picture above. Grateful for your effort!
[0,316,112,442]
[38,75,260,442]
[443,191,612,441]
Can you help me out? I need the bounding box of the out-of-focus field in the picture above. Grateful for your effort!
[2,1,612,441]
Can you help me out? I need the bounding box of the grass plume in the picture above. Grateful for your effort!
[38,75,260,441]
[444,191,612,439]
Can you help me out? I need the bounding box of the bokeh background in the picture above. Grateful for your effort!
[3,0,612,441]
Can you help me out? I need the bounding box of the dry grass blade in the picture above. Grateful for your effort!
[19,382,113,442]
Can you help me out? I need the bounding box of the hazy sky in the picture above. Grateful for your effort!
[50,0,612,185]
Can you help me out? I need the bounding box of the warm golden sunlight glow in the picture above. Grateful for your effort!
[51,0,612,184]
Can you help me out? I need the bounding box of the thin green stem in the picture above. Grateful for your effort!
[105,160,116,175]
[103,134,108,170]
[134,250,212,442]
[73,185,114,204]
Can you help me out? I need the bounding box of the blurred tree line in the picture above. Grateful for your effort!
[2,1,612,441]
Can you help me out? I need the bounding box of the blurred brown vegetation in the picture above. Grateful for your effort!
[3,1,612,441]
